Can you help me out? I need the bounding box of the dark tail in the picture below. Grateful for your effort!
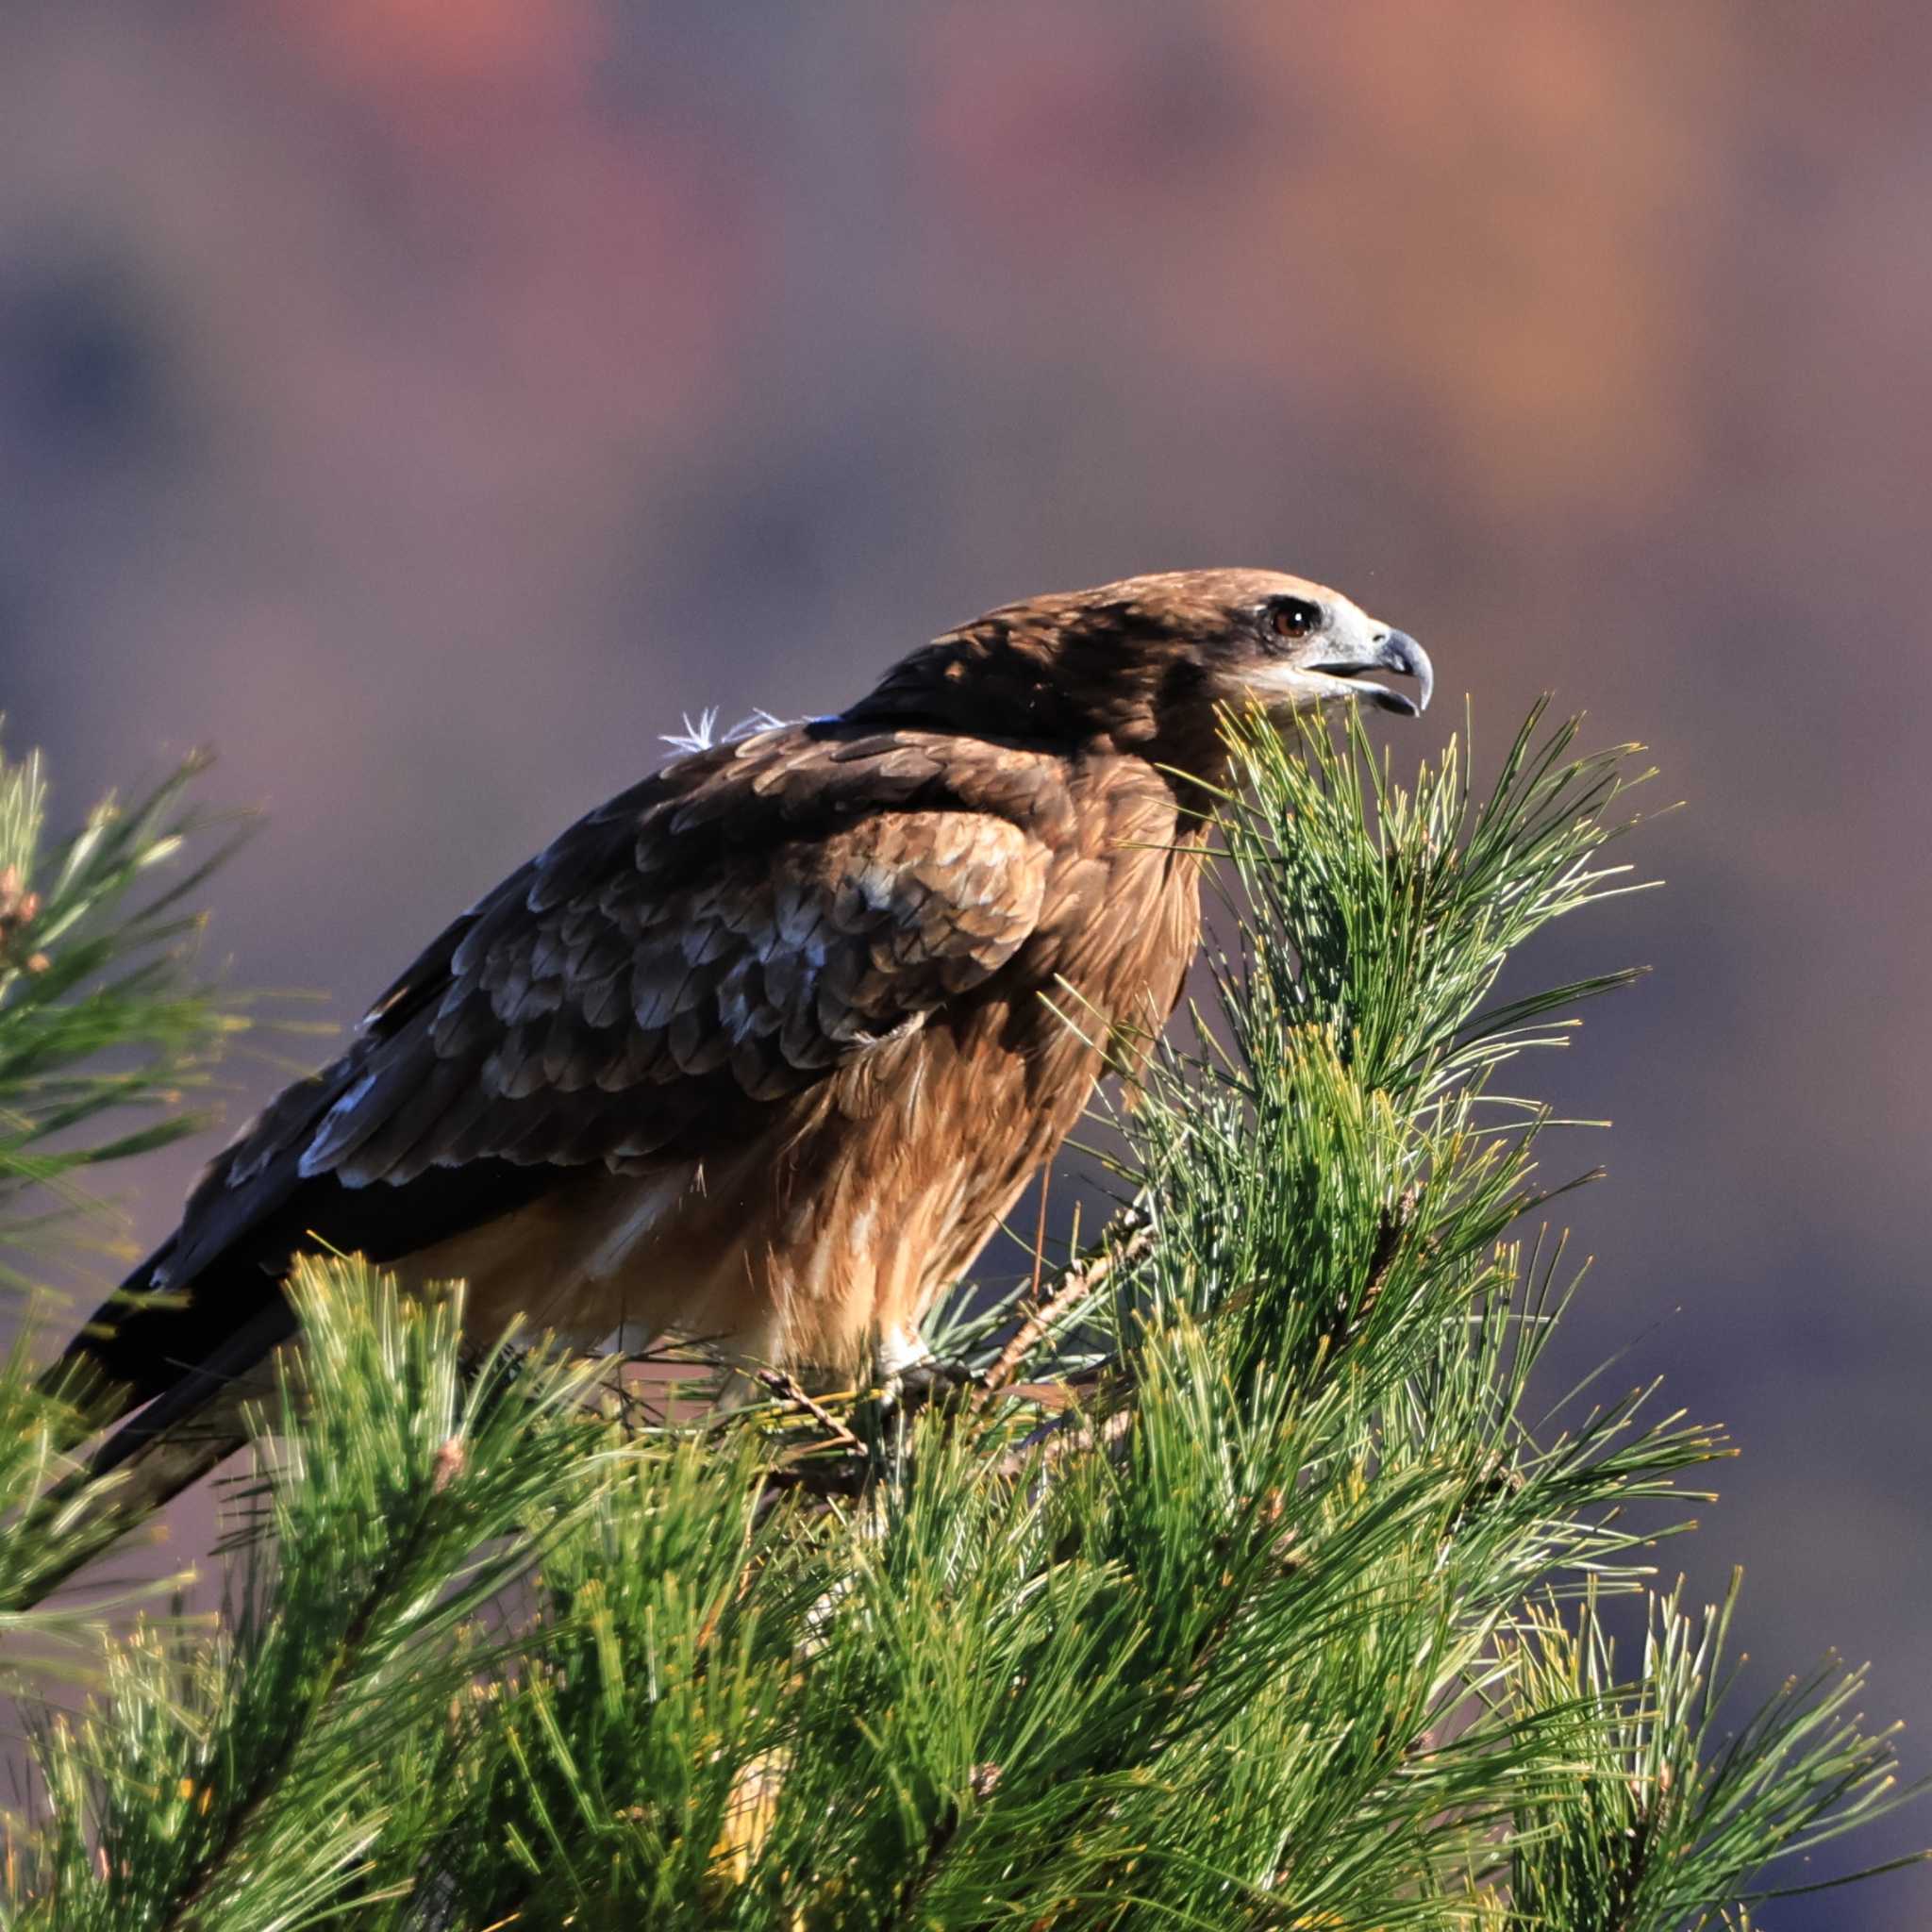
[17,1252,299,1609]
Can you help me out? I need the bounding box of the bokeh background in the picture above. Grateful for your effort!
[3,4,1928,1920]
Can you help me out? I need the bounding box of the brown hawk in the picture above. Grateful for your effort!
[49,568,1430,1508]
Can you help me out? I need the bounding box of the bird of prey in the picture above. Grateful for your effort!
[47,568,1430,1513]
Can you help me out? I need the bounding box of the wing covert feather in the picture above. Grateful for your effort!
[207,729,1057,1227]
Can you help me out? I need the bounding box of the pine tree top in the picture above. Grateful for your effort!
[0,708,1922,1929]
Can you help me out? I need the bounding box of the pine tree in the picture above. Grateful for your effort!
[0,708,1921,1928]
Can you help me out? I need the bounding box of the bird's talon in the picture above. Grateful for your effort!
[879,1356,983,1414]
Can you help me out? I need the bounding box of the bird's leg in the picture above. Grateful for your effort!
[874,1323,982,1413]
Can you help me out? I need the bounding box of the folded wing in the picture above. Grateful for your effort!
[58,721,1057,1419]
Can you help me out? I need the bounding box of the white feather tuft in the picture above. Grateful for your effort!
[660,708,798,757]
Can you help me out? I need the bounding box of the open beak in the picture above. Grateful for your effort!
[1310,627,1434,718]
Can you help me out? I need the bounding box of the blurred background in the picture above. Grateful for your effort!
[2,4,1927,1920]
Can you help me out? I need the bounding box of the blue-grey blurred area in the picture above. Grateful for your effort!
[2,6,1927,1918]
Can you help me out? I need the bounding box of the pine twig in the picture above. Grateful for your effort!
[974,1209,1153,1408]
[753,1368,870,1459]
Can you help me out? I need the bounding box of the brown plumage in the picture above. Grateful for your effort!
[47,567,1430,1511]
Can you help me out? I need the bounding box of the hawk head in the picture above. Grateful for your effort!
[1068,567,1433,723]
[859,568,1432,776]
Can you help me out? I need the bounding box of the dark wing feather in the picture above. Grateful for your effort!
[55,722,1057,1416]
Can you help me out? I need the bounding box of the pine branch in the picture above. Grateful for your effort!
[0,741,255,1285]
[0,738,251,1687]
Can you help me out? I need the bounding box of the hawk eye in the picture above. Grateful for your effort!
[1269,597,1323,641]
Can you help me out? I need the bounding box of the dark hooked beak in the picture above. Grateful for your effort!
[1309,626,1434,717]
[1370,628,1433,717]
